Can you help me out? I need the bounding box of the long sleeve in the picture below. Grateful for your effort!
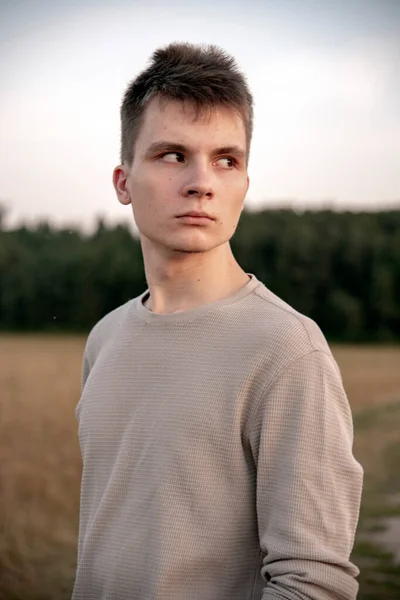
[82,346,92,390]
[247,349,363,600]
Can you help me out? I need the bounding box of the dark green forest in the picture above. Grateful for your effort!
[1,207,399,341]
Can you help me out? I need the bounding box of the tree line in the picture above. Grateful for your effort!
[0,208,399,341]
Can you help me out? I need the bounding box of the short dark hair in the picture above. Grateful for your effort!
[120,42,253,165]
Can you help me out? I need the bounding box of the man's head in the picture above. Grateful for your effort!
[113,43,253,257]
[120,42,253,165]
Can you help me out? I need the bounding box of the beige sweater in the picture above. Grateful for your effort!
[72,274,363,600]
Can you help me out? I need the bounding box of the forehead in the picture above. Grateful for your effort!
[137,96,246,150]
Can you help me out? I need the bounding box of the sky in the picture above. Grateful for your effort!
[1,0,399,229]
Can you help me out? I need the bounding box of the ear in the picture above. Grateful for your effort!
[113,165,131,206]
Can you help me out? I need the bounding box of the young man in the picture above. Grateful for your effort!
[72,43,363,600]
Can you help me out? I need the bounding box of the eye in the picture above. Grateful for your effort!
[216,157,234,169]
[161,152,185,163]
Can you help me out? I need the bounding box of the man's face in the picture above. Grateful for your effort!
[114,96,249,255]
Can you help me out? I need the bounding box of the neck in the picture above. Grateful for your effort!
[141,240,249,314]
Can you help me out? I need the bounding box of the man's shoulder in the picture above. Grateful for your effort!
[83,296,138,360]
[246,281,332,361]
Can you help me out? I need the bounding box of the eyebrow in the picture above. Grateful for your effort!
[144,141,247,159]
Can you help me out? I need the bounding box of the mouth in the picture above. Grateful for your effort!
[177,211,215,220]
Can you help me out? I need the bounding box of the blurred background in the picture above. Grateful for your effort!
[1,0,399,598]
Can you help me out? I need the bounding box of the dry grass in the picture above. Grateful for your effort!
[331,345,400,411]
[0,335,84,599]
[0,335,399,599]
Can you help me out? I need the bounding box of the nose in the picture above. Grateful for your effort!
[181,161,214,199]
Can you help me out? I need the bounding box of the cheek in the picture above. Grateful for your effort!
[227,180,247,210]
[129,177,151,206]
[223,186,246,226]
[130,173,171,205]
[129,183,169,232]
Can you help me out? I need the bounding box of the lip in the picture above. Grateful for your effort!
[177,212,214,220]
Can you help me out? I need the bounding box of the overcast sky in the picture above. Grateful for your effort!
[1,0,399,229]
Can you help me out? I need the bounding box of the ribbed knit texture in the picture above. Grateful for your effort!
[72,274,363,600]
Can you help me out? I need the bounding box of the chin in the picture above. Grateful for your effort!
[178,228,237,253]
[171,236,228,254]
[144,229,230,255]
[168,241,216,254]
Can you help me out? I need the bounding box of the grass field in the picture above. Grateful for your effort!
[1,335,400,600]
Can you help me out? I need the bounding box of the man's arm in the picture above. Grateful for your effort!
[247,349,363,600]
